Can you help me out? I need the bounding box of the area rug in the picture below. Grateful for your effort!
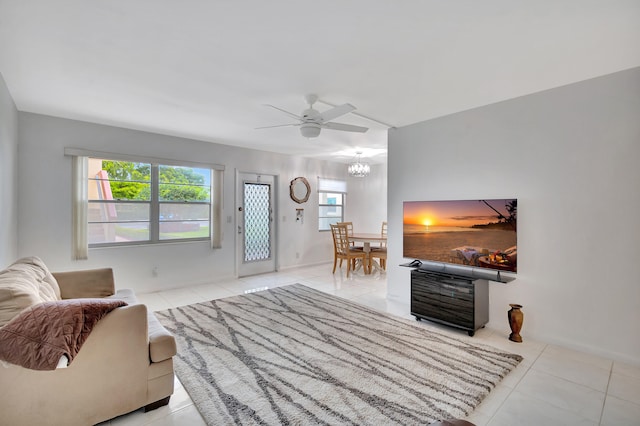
[156,284,522,425]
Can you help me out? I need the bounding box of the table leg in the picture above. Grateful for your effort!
[363,242,371,274]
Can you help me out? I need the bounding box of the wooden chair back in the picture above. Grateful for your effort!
[337,222,354,237]
[331,223,351,255]
[330,223,366,276]
[337,221,358,247]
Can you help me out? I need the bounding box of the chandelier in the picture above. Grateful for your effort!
[347,152,370,178]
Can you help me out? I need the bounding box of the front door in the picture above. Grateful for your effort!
[236,172,277,277]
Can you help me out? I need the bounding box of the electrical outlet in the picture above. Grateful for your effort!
[296,252,300,259]
[152,266,159,277]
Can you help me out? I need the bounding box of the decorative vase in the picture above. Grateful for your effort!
[508,304,524,343]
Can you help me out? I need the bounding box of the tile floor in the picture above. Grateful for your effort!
[101,264,640,426]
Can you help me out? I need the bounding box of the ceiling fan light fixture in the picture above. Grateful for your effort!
[348,152,370,178]
[300,123,321,138]
[259,95,369,139]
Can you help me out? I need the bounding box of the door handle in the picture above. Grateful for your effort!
[238,225,242,234]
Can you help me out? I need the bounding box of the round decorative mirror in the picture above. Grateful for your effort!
[290,177,310,204]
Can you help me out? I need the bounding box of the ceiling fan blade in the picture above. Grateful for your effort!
[264,104,302,120]
[255,123,299,130]
[324,122,368,133]
[318,103,356,122]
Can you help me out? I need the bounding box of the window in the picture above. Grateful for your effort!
[87,159,211,245]
[318,177,346,231]
[88,159,153,244]
[67,149,223,257]
[158,164,211,241]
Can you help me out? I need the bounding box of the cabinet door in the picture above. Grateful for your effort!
[439,281,473,306]
[411,272,441,317]
[411,271,475,328]
[437,278,474,327]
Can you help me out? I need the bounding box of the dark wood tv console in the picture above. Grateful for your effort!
[410,269,489,336]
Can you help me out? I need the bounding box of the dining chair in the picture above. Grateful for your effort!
[336,221,363,249]
[330,223,368,277]
[371,221,387,270]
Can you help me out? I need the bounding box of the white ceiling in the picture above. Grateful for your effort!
[1,1,639,164]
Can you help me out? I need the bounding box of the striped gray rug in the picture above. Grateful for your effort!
[156,284,522,425]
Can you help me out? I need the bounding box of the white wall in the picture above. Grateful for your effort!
[345,162,388,233]
[387,67,640,365]
[16,112,374,293]
[0,73,18,267]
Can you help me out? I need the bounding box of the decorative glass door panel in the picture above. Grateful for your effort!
[243,183,271,262]
[236,172,276,277]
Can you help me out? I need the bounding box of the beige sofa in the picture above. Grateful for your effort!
[0,257,177,426]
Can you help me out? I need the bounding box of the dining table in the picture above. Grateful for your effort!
[350,233,387,274]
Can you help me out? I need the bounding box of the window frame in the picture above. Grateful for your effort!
[66,148,224,255]
[88,159,153,246]
[317,177,346,232]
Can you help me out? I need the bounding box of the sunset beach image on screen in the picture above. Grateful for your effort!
[403,199,517,273]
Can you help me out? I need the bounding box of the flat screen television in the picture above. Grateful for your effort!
[403,199,517,274]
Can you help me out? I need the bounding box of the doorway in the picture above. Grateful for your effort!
[236,172,277,277]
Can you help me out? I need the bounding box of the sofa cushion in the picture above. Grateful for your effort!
[0,298,127,370]
[0,256,61,327]
[54,268,115,299]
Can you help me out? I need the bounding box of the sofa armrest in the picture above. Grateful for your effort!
[52,268,115,299]
[149,320,177,362]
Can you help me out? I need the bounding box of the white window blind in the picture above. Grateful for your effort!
[317,177,347,193]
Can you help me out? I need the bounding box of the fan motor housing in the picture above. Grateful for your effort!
[301,108,320,120]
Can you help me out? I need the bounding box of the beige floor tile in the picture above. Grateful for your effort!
[218,279,279,294]
[516,369,606,422]
[156,287,206,309]
[136,292,173,312]
[532,345,612,392]
[145,405,207,426]
[237,271,301,287]
[488,390,599,426]
[109,409,147,425]
[600,395,640,426]
[188,282,237,301]
[608,371,640,405]
[543,344,613,371]
[613,361,640,380]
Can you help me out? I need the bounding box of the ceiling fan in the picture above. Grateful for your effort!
[257,94,368,138]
